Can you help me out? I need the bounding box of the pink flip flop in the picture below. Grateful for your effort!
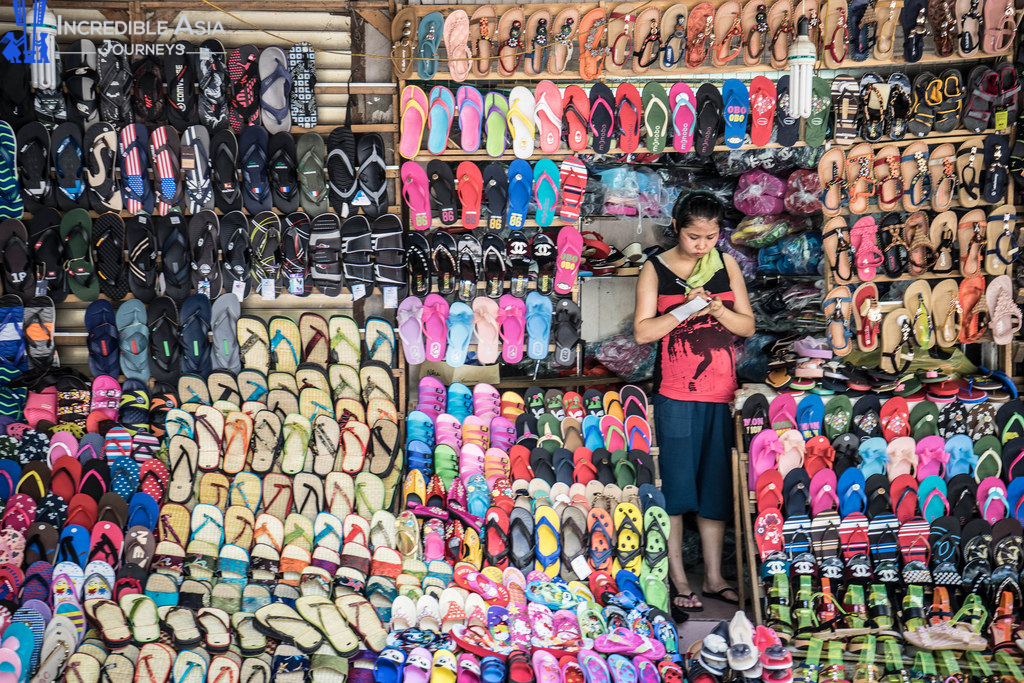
[978,476,1008,523]
[401,161,432,230]
[768,394,797,432]
[472,297,500,366]
[456,86,484,152]
[90,375,122,420]
[579,650,612,683]
[554,225,583,295]
[777,429,806,477]
[397,296,426,365]
[915,435,948,481]
[559,158,588,223]
[421,294,449,362]
[668,82,696,152]
[535,80,563,154]
[748,430,784,490]
[809,468,839,517]
[533,650,562,683]
[850,216,883,281]
[47,432,80,466]
[399,85,429,159]
[497,295,526,363]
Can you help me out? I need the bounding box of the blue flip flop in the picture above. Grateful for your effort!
[427,86,455,155]
[918,476,949,523]
[3,621,34,675]
[721,78,749,149]
[0,459,21,501]
[506,159,533,230]
[945,434,977,478]
[84,299,119,379]
[416,12,444,80]
[532,158,560,227]
[796,394,825,439]
[128,492,159,530]
[0,121,22,219]
[526,292,553,360]
[56,525,90,568]
[837,467,867,517]
[858,437,888,478]
[583,415,604,451]
[110,456,139,500]
[614,570,645,604]
[444,301,474,367]
[1007,478,1024,521]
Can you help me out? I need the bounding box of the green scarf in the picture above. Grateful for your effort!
[686,249,724,289]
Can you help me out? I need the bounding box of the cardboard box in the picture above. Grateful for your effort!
[419,361,500,386]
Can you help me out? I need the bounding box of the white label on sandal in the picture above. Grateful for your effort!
[198,280,210,297]
[232,281,247,301]
[383,287,398,309]
[571,556,592,579]
[261,278,276,300]
[352,189,370,207]
[351,283,366,301]
[289,275,304,295]
[35,281,46,297]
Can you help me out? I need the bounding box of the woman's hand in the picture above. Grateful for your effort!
[686,287,708,303]
[707,296,726,318]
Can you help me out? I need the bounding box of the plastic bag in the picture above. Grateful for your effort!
[778,231,823,274]
[785,169,822,215]
[718,223,759,279]
[590,324,656,383]
[732,215,789,248]
[733,169,787,215]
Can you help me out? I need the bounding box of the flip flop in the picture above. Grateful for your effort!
[526,292,553,361]
[562,86,590,153]
[748,76,776,146]
[428,86,455,156]
[288,42,317,128]
[399,85,428,160]
[117,124,153,214]
[456,86,484,153]
[642,82,670,154]
[554,226,583,296]
[533,159,560,228]
[668,82,696,153]
[483,93,509,159]
[615,83,643,154]
[456,162,482,230]
[258,45,291,133]
[589,84,615,155]
[401,161,432,231]
[693,83,723,157]
[559,158,587,223]
[507,87,537,159]
[535,81,563,154]
[498,295,527,363]
[506,160,533,231]
[722,79,749,148]
[227,45,261,133]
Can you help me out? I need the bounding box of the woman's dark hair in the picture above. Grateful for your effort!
[672,191,725,232]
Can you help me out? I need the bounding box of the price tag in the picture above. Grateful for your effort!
[383,287,398,309]
[261,278,276,300]
[198,280,210,297]
[352,189,370,207]
[35,280,47,297]
[351,283,366,301]
[232,281,247,301]
[570,556,592,579]
[995,108,1009,131]
[289,275,305,295]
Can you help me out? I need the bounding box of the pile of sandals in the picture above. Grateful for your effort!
[398,379,688,662]
[744,387,1024,675]
[391,0,1017,82]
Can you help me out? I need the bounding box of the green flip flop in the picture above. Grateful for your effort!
[643,505,670,580]
[641,572,669,612]
[804,77,832,147]
[483,92,509,159]
[60,208,99,301]
[642,82,669,153]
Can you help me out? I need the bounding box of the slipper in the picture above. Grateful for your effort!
[483,92,509,159]
[445,303,474,368]
[227,45,261,133]
[578,8,608,80]
[456,86,484,153]
[668,83,695,153]
[589,84,616,155]
[553,299,582,368]
[533,159,560,228]
[401,161,432,231]
[748,76,776,147]
[288,42,317,128]
[498,295,527,363]
[535,81,563,154]
[804,77,832,146]
[506,160,533,231]
[428,86,455,156]
[982,0,1015,53]
[507,87,536,159]
[642,82,670,154]
[16,123,51,213]
[325,126,356,219]
[559,158,587,224]
[562,86,590,153]
[188,210,222,297]
[118,123,153,214]
[554,226,583,295]
[239,125,271,214]
[399,85,428,161]
[526,292,553,361]
[443,10,472,82]
[693,83,723,157]
[722,79,749,148]
[615,83,643,154]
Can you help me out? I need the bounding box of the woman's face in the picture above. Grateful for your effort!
[676,218,720,258]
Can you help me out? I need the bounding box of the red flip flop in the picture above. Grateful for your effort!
[754,507,783,560]
[554,225,583,295]
[898,517,930,564]
[890,474,920,523]
[562,86,591,153]
[838,512,869,560]
[559,157,588,223]
[456,161,483,230]
[879,396,910,441]
[748,75,776,147]
[615,83,642,153]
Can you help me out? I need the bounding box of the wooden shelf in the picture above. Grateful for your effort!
[494,374,621,389]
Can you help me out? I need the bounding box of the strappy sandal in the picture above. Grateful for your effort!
[845,144,876,214]
[768,0,794,68]
[958,210,987,277]
[900,142,931,211]
[743,0,771,65]
[905,211,935,276]
[713,1,744,66]
[823,1,849,67]
[878,212,909,277]
[686,3,715,68]
[873,146,903,210]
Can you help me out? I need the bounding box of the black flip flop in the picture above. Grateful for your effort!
[356,133,387,219]
[427,160,458,226]
[16,122,50,212]
[188,210,222,298]
[125,214,157,303]
[64,39,99,125]
[29,208,65,302]
[97,40,132,126]
[131,54,166,123]
[279,212,311,296]
[180,294,212,376]
[308,213,343,297]
[371,214,405,292]
[431,231,457,296]
[774,76,800,147]
[165,41,196,130]
[0,219,34,300]
[588,83,615,154]
[220,210,251,299]
[51,122,87,211]
[157,214,191,301]
[326,126,357,218]
[239,125,271,214]
[197,39,229,131]
[268,131,299,214]
[552,299,581,368]
[531,231,556,296]
[482,163,508,233]
[740,393,769,450]
[211,129,241,212]
[406,232,432,297]
[507,230,530,299]
[694,83,723,157]
[481,233,506,299]
[83,122,120,212]
[456,234,482,303]
[93,212,129,301]
[340,215,374,293]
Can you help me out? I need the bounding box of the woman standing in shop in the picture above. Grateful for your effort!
[633,191,755,618]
